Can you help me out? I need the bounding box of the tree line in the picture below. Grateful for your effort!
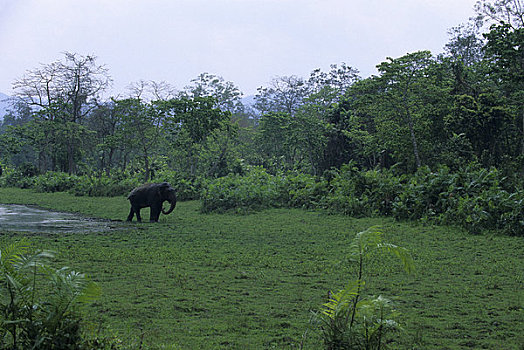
[1,0,522,184]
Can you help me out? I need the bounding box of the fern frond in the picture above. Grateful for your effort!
[0,240,30,269]
[377,243,415,274]
[321,279,364,319]
[350,226,384,258]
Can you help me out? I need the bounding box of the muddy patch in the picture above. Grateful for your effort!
[0,204,115,233]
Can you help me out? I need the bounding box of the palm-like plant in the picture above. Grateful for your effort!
[318,226,415,350]
[0,240,100,349]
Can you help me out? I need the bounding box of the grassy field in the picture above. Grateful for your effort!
[0,187,523,349]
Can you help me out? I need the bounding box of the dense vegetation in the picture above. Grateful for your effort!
[1,1,522,188]
[0,1,523,348]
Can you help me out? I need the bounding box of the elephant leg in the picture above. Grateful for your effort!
[135,208,142,222]
[150,208,158,222]
[127,207,135,222]
[150,204,161,222]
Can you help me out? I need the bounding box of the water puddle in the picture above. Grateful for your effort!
[0,204,115,233]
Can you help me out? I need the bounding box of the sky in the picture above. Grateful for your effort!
[0,0,478,98]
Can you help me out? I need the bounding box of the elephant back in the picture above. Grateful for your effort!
[127,183,170,200]
[127,183,152,200]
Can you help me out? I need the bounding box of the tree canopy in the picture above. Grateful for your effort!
[1,0,522,182]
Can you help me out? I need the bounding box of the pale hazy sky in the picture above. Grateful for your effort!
[0,0,478,97]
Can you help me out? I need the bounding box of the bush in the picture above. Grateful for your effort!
[202,163,523,236]
[327,164,402,217]
[201,167,327,213]
[281,172,328,209]
[33,171,80,192]
[2,162,521,235]
[201,166,286,213]
[391,164,523,235]
[315,226,414,349]
[391,166,454,221]
[0,240,101,349]
[152,169,203,201]
[0,165,35,188]
[68,175,142,197]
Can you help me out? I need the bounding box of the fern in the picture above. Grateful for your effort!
[316,226,415,349]
[321,280,364,320]
[0,241,100,349]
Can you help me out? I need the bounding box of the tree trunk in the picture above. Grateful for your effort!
[68,139,75,174]
[208,145,227,177]
[405,105,421,168]
[408,117,421,168]
[105,148,114,176]
[143,154,150,182]
[189,147,196,176]
[521,109,524,175]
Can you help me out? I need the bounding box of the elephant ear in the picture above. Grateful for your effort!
[158,182,171,196]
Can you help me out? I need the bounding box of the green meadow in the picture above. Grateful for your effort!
[0,187,523,349]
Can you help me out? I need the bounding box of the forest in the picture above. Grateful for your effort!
[0,1,523,349]
[1,2,522,236]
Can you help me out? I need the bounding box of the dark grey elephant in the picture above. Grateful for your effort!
[126,182,177,222]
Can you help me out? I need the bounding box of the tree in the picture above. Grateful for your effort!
[85,101,124,175]
[483,22,524,171]
[255,112,296,170]
[11,53,111,173]
[254,75,309,117]
[307,63,360,106]
[113,98,167,182]
[127,80,177,101]
[184,73,243,113]
[321,87,381,171]
[473,0,523,30]
[253,65,361,173]
[161,96,231,176]
[374,51,438,170]
[444,24,485,66]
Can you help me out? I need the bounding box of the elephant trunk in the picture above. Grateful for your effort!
[162,193,177,215]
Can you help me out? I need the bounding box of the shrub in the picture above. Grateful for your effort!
[152,169,203,201]
[68,175,142,197]
[0,240,101,349]
[32,171,80,193]
[201,166,285,213]
[391,164,523,235]
[2,161,521,235]
[391,166,454,221]
[201,163,523,235]
[282,172,328,209]
[315,226,414,349]
[327,164,402,217]
[201,167,327,213]
[0,165,35,188]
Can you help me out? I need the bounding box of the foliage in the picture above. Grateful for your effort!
[150,168,204,201]
[201,163,523,236]
[0,240,101,349]
[391,164,524,235]
[326,163,402,217]
[11,52,110,174]
[0,165,203,200]
[1,12,522,181]
[67,174,142,198]
[317,226,414,350]
[200,166,286,213]
[200,166,328,213]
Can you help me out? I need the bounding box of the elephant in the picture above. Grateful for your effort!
[126,182,177,222]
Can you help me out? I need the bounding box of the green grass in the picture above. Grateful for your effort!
[1,187,523,349]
